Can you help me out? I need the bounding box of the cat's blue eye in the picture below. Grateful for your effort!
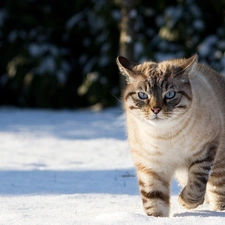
[165,91,176,99]
[138,92,148,100]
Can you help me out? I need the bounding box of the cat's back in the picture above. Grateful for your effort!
[189,62,225,105]
[189,62,225,131]
[193,62,225,92]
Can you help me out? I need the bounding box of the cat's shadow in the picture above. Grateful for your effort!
[174,210,225,217]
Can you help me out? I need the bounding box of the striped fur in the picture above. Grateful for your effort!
[117,55,225,217]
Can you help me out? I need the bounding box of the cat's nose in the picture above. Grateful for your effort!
[151,107,162,115]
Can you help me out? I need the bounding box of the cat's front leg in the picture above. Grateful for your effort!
[136,164,171,217]
[178,156,213,209]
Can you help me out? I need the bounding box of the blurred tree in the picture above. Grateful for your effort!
[115,0,140,90]
[0,0,225,109]
[0,0,120,108]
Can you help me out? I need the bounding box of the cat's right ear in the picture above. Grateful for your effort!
[116,56,138,84]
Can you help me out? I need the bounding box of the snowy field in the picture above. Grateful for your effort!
[0,107,225,225]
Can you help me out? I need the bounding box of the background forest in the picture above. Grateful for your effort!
[0,0,225,109]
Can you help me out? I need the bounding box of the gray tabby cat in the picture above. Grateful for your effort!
[117,55,225,217]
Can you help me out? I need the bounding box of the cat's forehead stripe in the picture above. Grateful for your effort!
[136,62,173,80]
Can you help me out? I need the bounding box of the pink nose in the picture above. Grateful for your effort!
[151,107,162,115]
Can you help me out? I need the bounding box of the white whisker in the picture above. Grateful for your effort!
[109,91,123,104]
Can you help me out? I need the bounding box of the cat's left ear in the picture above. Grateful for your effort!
[178,54,198,71]
[183,54,198,69]
[174,54,198,81]
[116,56,138,84]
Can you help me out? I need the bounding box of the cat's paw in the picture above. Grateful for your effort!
[144,201,169,217]
[178,188,204,209]
[146,212,165,217]
[209,200,225,211]
[145,208,169,217]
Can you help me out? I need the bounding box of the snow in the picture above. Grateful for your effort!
[0,107,225,224]
[0,9,8,27]
[164,6,183,28]
[66,11,87,30]
[198,35,217,57]
[37,56,56,74]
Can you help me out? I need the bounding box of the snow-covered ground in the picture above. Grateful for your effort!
[0,107,225,225]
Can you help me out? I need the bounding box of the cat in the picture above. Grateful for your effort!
[116,54,225,217]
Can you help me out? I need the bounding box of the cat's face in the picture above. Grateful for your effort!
[117,55,197,125]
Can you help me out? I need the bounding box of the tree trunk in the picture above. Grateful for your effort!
[118,0,139,90]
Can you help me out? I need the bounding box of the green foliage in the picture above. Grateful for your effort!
[0,0,120,108]
[0,0,225,108]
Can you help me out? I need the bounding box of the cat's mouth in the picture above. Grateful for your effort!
[144,112,171,124]
[153,116,160,120]
[147,116,164,126]
[150,115,163,121]
[148,113,170,123]
[148,113,175,125]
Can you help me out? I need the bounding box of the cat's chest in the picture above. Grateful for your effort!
[128,120,199,164]
[140,131,190,157]
[127,113,219,163]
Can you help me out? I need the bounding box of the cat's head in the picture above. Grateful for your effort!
[117,55,197,125]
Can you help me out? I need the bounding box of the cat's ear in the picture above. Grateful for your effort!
[183,54,198,69]
[176,54,198,71]
[116,56,138,84]
[174,54,198,81]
